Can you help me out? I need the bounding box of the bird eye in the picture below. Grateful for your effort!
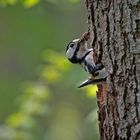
[70,43,75,48]
[66,42,75,52]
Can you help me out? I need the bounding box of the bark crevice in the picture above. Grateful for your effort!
[86,0,140,139]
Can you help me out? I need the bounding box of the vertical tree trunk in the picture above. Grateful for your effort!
[85,0,140,139]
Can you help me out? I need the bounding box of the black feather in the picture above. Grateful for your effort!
[86,63,104,75]
[78,78,106,88]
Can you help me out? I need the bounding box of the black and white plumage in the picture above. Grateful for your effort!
[66,34,108,88]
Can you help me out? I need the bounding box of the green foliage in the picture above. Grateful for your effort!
[41,50,71,83]
[1,82,50,140]
[22,0,40,8]
[0,0,17,6]
[86,85,98,98]
[0,0,40,7]
[0,0,80,7]
[0,1,99,140]
[0,49,99,139]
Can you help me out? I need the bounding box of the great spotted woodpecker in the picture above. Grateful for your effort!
[66,32,108,88]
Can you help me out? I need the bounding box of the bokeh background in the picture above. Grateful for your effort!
[0,0,99,139]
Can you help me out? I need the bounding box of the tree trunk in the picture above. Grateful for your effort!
[85,0,140,139]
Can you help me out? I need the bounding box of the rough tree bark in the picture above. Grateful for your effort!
[85,0,140,139]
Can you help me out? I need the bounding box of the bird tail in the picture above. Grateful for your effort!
[78,78,106,88]
[78,79,94,88]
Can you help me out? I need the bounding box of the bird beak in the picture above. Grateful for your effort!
[78,79,93,88]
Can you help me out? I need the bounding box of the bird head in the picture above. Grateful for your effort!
[66,39,88,64]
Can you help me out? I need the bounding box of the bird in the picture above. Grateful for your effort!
[66,32,108,88]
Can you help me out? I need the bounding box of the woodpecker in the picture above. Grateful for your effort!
[66,32,108,88]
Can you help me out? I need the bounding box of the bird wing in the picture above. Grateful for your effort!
[86,63,104,75]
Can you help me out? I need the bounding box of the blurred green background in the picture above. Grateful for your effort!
[0,0,99,140]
